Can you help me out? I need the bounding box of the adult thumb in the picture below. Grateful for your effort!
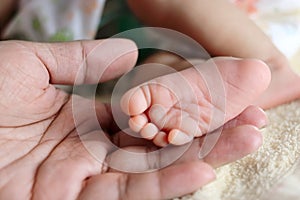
[27,39,138,85]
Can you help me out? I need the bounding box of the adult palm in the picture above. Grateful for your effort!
[0,40,264,200]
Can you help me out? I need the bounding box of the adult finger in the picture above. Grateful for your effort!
[178,124,263,168]
[78,161,215,200]
[203,106,265,167]
[108,106,265,171]
[107,125,262,173]
[175,106,265,167]
[223,105,267,129]
[21,39,138,84]
[112,105,266,148]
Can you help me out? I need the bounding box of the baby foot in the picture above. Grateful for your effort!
[120,58,271,146]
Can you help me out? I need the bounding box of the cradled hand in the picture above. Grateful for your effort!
[0,40,265,200]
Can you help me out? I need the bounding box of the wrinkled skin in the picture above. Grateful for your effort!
[0,40,268,200]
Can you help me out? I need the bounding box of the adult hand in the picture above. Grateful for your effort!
[0,40,264,200]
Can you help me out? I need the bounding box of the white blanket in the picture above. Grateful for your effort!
[177,100,300,200]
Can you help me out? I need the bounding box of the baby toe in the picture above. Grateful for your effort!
[153,131,169,147]
[140,123,159,140]
[129,114,148,132]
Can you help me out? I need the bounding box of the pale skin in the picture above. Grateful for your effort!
[1,1,295,146]
[0,40,268,200]
[121,57,271,146]
[0,2,272,198]
[120,0,300,145]
[126,0,300,109]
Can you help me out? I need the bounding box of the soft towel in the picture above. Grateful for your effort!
[176,100,300,200]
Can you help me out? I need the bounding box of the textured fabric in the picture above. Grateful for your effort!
[254,0,300,65]
[176,100,300,200]
[233,0,300,73]
[2,0,106,41]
